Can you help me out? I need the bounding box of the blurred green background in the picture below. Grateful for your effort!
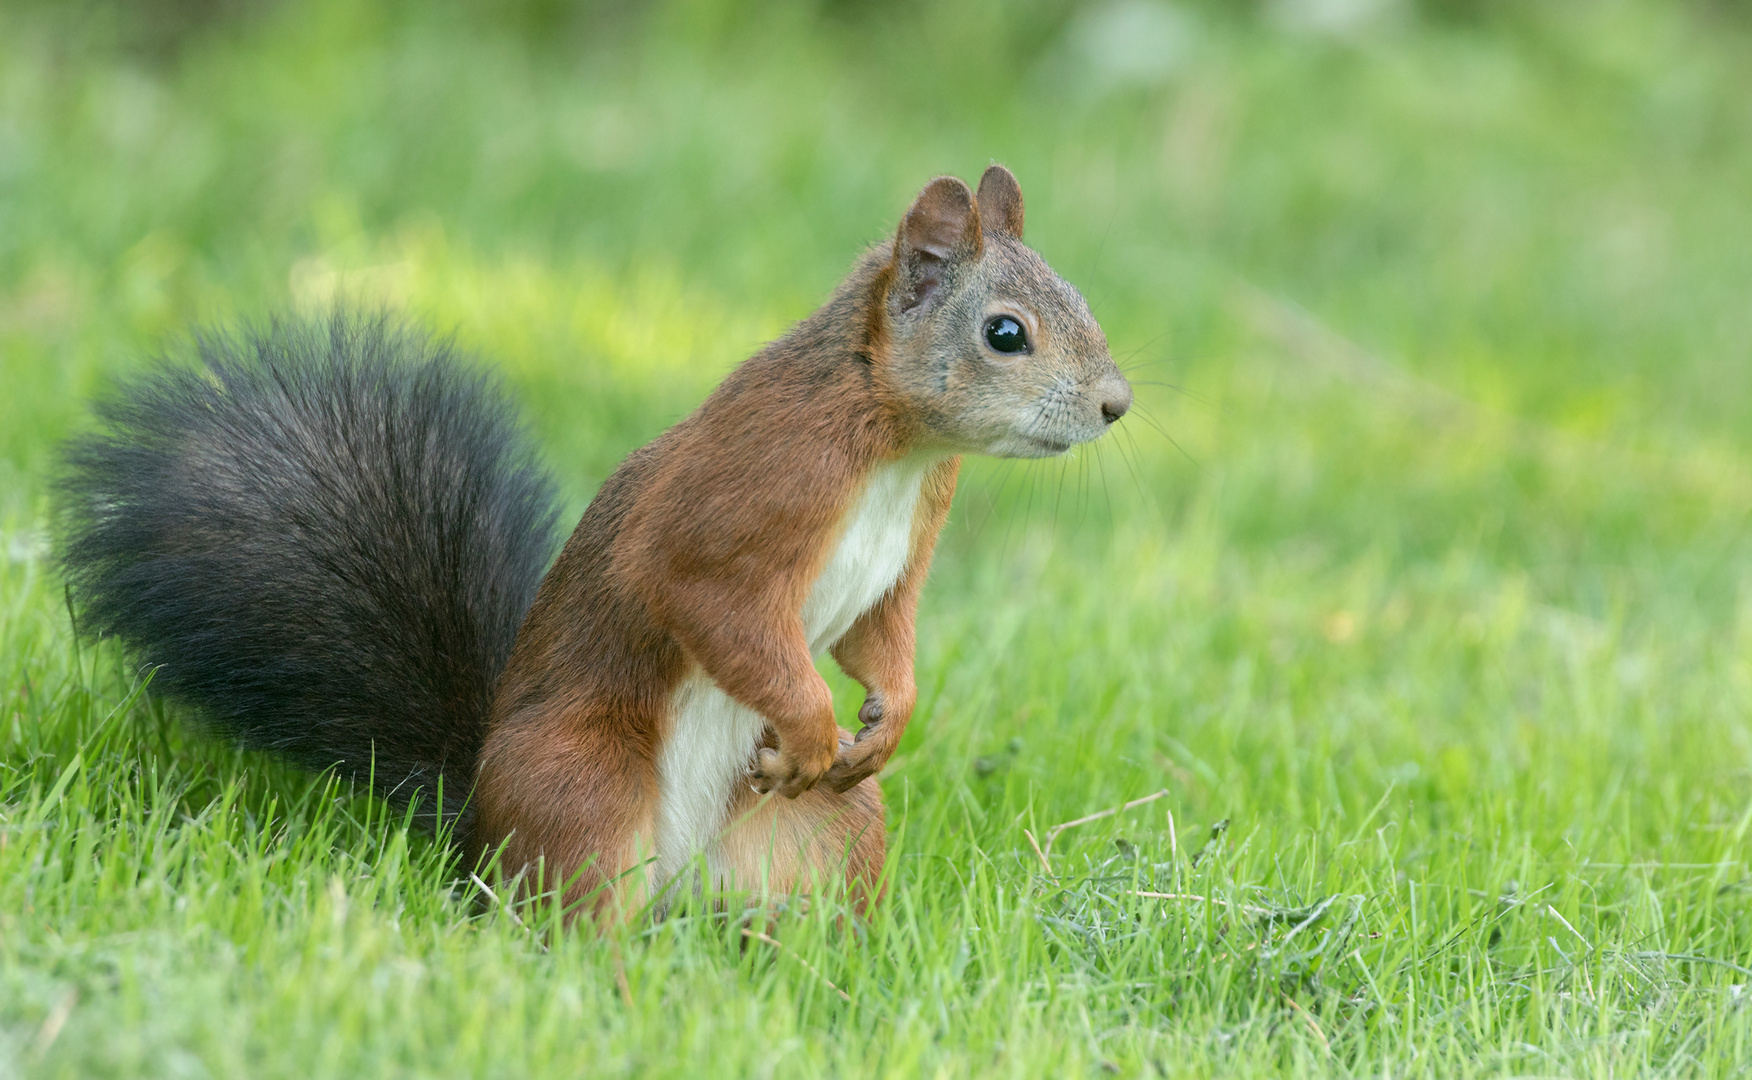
[4,1,1752,1076]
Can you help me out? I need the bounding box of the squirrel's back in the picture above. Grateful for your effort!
[56,312,560,830]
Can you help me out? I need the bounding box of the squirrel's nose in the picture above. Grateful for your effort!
[1099,379,1133,424]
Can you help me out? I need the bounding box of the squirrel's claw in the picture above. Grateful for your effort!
[823,728,890,794]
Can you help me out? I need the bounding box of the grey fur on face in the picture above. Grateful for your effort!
[887,216,1133,459]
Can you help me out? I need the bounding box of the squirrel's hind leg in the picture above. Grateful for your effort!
[715,776,886,913]
[473,716,664,925]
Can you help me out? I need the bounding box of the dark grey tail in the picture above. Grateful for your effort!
[55,312,560,833]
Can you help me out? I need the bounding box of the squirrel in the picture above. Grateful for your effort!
[56,166,1132,919]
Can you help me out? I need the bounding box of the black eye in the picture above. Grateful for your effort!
[984,315,1029,355]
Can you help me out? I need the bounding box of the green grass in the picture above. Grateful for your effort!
[5,0,1752,1075]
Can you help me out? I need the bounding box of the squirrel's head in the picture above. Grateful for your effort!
[873,165,1132,458]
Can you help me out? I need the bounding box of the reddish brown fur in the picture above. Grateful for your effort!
[474,165,1130,920]
[477,250,931,915]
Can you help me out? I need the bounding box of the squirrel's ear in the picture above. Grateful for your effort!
[976,165,1024,239]
[891,175,982,316]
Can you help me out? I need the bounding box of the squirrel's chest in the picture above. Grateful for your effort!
[799,454,934,653]
[650,455,935,886]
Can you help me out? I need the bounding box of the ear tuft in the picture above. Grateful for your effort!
[976,165,1024,239]
[891,176,982,315]
[903,176,980,262]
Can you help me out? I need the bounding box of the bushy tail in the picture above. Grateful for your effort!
[56,311,560,832]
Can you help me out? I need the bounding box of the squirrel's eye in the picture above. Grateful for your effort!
[984,315,1029,355]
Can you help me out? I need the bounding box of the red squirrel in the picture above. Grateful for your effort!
[57,166,1131,919]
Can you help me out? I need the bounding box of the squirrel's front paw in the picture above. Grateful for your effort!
[823,700,900,794]
[749,737,837,799]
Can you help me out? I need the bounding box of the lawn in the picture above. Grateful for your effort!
[4,0,1752,1075]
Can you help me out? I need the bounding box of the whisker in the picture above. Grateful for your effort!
[961,458,1001,543]
[1163,384,1213,408]
[1053,451,1069,530]
[1114,333,1173,364]
[1129,382,1213,409]
[1094,440,1115,530]
[1117,371,1212,409]
[1131,406,1199,467]
[1126,401,1179,442]
[1123,403,1173,442]
[970,458,1020,545]
[1109,421,1149,508]
[1002,459,1032,561]
[1118,423,1169,528]
[1117,348,1226,371]
[1081,199,1122,305]
[1075,446,1089,526]
[1079,437,1091,526]
[1126,379,1204,399]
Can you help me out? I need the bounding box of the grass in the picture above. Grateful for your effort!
[4,0,1752,1074]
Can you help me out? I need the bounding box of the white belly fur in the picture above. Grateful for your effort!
[652,453,937,887]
